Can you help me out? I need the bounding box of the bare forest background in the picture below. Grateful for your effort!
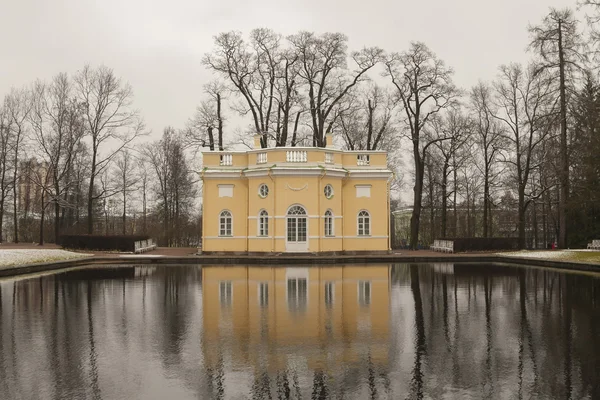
[2,3,600,249]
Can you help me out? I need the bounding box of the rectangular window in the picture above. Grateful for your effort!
[358,281,371,307]
[259,215,269,236]
[219,214,232,236]
[258,282,268,308]
[297,218,307,242]
[324,214,334,237]
[219,281,232,307]
[287,218,297,242]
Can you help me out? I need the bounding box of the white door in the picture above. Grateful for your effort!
[286,205,308,252]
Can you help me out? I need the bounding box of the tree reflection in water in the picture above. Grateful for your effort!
[0,263,597,399]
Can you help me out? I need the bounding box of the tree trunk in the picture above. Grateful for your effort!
[217,93,224,151]
[453,164,458,238]
[54,199,60,244]
[0,201,4,243]
[122,191,126,235]
[533,202,539,249]
[291,112,301,147]
[518,186,526,250]
[39,192,45,246]
[87,149,97,234]
[207,127,215,151]
[483,169,490,238]
[410,156,425,250]
[12,158,19,243]
[441,162,449,238]
[557,21,569,249]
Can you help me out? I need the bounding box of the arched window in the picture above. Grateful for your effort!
[287,205,307,215]
[258,210,269,236]
[357,210,370,236]
[324,209,334,237]
[219,210,232,236]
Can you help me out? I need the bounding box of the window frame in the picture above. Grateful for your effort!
[258,183,269,198]
[324,209,334,237]
[324,184,334,199]
[219,210,233,237]
[258,209,269,237]
[357,210,370,236]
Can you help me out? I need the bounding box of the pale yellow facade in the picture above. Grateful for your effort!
[201,134,393,253]
[201,265,390,371]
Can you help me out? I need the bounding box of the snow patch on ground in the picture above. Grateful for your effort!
[0,249,92,268]
[498,250,573,259]
[119,254,164,258]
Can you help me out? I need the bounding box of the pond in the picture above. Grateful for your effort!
[0,263,598,399]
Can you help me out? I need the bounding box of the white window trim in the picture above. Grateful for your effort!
[258,209,269,237]
[219,210,233,237]
[324,209,334,237]
[324,184,334,199]
[258,183,269,198]
[357,210,371,236]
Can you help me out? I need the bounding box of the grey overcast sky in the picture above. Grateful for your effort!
[0,0,579,141]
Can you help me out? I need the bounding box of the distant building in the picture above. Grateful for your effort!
[200,133,393,253]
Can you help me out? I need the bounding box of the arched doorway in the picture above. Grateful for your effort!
[286,205,308,252]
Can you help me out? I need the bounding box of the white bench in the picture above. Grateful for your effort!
[134,238,157,254]
[587,239,600,250]
[431,239,454,253]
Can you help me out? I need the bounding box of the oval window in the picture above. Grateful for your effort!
[324,184,333,199]
[259,184,269,198]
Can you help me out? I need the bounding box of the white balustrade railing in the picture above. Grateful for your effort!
[286,150,307,162]
[257,152,267,164]
[356,154,370,166]
[325,152,334,164]
[219,153,233,166]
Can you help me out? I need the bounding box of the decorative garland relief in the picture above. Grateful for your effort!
[286,183,308,191]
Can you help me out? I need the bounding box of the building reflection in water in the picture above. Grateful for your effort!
[0,263,599,399]
[201,265,391,399]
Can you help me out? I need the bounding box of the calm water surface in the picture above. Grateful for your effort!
[0,263,599,399]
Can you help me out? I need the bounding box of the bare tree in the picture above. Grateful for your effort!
[74,65,145,234]
[384,42,459,249]
[203,29,281,147]
[492,63,555,249]
[470,82,506,237]
[145,128,197,246]
[0,107,11,242]
[28,75,86,243]
[529,8,585,248]
[289,31,384,147]
[113,150,138,235]
[337,84,398,151]
[430,110,471,238]
[184,81,227,152]
[4,88,31,243]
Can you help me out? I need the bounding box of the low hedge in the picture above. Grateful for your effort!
[437,237,520,252]
[60,235,152,252]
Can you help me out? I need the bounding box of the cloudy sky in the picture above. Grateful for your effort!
[0,0,581,142]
